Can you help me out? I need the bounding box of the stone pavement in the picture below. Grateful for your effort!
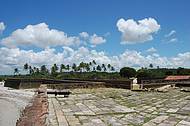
[48,88,190,126]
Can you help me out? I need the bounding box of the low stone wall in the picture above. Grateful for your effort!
[140,79,190,89]
[4,78,132,90]
[19,82,41,89]
[63,78,132,89]
[175,82,190,87]
[4,78,43,89]
[142,83,171,89]
[4,78,21,89]
[103,80,132,89]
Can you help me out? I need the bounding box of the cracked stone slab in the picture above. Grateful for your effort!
[167,108,180,113]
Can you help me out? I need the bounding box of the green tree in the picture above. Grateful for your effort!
[165,71,173,75]
[51,67,56,75]
[72,63,77,72]
[111,66,115,72]
[177,67,188,75]
[29,66,33,75]
[92,60,96,65]
[119,67,136,78]
[33,67,37,73]
[89,62,92,71]
[149,63,153,69]
[54,64,59,72]
[136,69,151,78]
[60,64,66,73]
[23,63,29,73]
[96,65,102,72]
[51,64,58,75]
[14,68,19,75]
[66,64,70,72]
[36,68,40,74]
[89,62,92,66]
[86,63,90,72]
[79,62,85,72]
[107,64,111,72]
[93,66,96,71]
[101,64,106,72]
[40,65,48,74]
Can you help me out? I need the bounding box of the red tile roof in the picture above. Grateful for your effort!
[165,76,190,80]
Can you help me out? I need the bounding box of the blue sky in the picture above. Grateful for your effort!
[0,0,190,74]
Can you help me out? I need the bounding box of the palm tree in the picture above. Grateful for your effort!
[101,64,106,72]
[79,62,86,72]
[51,66,56,75]
[107,64,111,72]
[23,63,29,73]
[89,62,92,66]
[96,65,102,72]
[89,62,92,71]
[76,66,80,72]
[33,67,37,72]
[149,63,153,69]
[72,63,77,72]
[92,60,96,65]
[14,68,19,75]
[40,65,47,74]
[92,60,97,72]
[93,67,96,71]
[60,64,66,73]
[85,63,90,72]
[51,64,58,75]
[66,64,70,72]
[36,68,40,74]
[54,64,59,72]
[111,66,115,72]
[29,66,33,75]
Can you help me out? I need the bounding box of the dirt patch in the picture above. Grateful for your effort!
[16,86,48,126]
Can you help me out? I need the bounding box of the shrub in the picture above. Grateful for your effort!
[119,67,136,78]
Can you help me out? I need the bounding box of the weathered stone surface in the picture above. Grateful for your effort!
[177,120,190,125]
[167,108,179,113]
[143,121,157,126]
[151,116,169,124]
[47,88,190,126]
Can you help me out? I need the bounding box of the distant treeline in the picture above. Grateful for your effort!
[4,60,119,80]
[0,62,190,81]
[136,67,190,79]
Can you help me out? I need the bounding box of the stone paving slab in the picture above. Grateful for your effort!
[48,88,190,126]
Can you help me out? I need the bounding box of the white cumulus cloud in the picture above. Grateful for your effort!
[169,38,178,42]
[0,22,6,33]
[0,46,190,75]
[90,34,106,46]
[164,30,178,43]
[146,47,157,53]
[0,23,106,48]
[1,23,81,48]
[79,32,89,39]
[165,30,176,38]
[116,18,160,44]
[79,32,106,46]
